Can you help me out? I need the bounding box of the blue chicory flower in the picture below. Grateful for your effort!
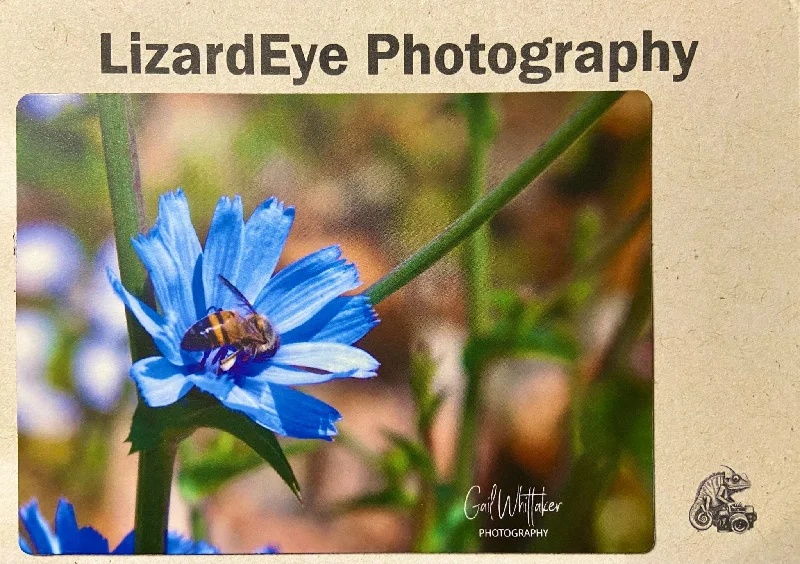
[109,189,380,440]
[16,223,84,298]
[19,498,218,555]
[18,94,85,121]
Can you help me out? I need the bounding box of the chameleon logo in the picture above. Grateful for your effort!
[689,465,757,533]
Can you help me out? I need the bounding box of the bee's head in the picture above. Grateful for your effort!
[254,317,279,360]
[255,338,279,360]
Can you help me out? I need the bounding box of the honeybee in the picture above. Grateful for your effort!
[181,275,279,373]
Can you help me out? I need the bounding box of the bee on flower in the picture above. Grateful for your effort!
[108,189,380,440]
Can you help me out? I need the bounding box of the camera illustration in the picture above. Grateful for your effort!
[713,504,757,534]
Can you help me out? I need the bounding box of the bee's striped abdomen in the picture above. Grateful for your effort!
[181,310,237,351]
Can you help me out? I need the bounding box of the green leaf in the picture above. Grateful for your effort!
[409,350,436,409]
[516,322,581,362]
[571,206,603,264]
[383,431,437,482]
[462,318,581,377]
[333,487,417,514]
[426,492,479,553]
[128,390,302,501]
[418,391,446,436]
[409,350,447,435]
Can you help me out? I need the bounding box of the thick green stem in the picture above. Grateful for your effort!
[98,94,171,554]
[366,91,624,305]
[453,93,495,497]
[134,441,179,553]
[97,94,156,360]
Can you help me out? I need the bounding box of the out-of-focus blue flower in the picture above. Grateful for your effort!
[112,531,219,555]
[16,309,80,438]
[81,239,129,342]
[70,240,132,412]
[19,498,219,555]
[16,310,56,379]
[18,94,85,121]
[109,189,379,440]
[17,223,84,298]
[71,335,130,412]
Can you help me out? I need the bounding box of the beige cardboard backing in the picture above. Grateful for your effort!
[1,0,798,562]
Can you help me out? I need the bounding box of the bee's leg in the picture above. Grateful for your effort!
[211,347,229,375]
[238,347,253,365]
[198,349,211,370]
[219,349,240,373]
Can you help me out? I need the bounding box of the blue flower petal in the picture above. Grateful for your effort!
[167,532,220,554]
[132,189,205,332]
[130,357,194,407]
[235,197,295,303]
[111,531,135,554]
[203,195,245,311]
[20,499,217,555]
[19,499,59,555]
[75,527,110,554]
[253,245,340,315]
[254,364,373,385]
[54,499,80,553]
[113,530,219,554]
[255,246,360,333]
[218,377,281,430]
[270,342,379,373]
[280,295,379,345]
[221,379,341,439]
[268,383,342,440]
[107,269,184,365]
[257,544,280,554]
[188,372,236,400]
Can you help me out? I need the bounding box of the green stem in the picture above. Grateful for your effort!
[190,503,209,542]
[98,94,172,554]
[366,91,624,305]
[97,94,157,360]
[134,441,178,553]
[460,93,494,334]
[453,93,494,497]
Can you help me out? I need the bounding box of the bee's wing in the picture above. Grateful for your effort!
[218,274,258,316]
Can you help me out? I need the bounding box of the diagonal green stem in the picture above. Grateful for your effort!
[98,93,174,554]
[366,91,624,305]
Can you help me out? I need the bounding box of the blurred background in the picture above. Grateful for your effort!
[17,91,652,553]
